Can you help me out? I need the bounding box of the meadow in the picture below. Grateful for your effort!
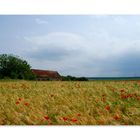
[0,80,140,125]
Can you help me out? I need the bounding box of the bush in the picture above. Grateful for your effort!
[61,75,88,81]
[76,77,88,81]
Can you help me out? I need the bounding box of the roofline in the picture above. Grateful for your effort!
[31,69,58,73]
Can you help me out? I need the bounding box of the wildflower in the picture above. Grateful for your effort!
[71,119,77,123]
[18,98,22,101]
[113,114,120,120]
[120,89,125,93]
[127,94,132,98]
[120,94,127,99]
[44,116,50,120]
[24,102,29,106]
[16,101,20,105]
[62,117,68,121]
[77,113,81,116]
[105,106,110,111]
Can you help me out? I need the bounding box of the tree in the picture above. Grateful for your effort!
[76,77,88,81]
[0,54,35,80]
[61,75,88,81]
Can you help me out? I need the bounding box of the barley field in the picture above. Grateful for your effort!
[0,80,140,125]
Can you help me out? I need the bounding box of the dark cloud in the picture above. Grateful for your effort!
[116,51,140,76]
[82,50,140,77]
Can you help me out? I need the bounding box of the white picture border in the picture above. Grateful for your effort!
[0,0,140,140]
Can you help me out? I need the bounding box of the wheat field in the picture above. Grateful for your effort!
[0,80,140,125]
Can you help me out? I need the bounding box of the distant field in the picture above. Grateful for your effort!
[0,80,140,125]
[88,77,140,80]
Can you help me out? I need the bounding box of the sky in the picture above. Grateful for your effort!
[0,15,140,77]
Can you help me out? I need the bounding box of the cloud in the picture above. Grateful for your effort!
[35,18,48,24]
[23,32,94,75]
[23,15,140,76]
[2,15,140,77]
[23,29,140,76]
[24,32,85,47]
[24,32,86,57]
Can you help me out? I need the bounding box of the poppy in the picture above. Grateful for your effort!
[16,101,20,105]
[113,114,120,120]
[18,98,22,101]
[44,116,50,120]
[120,89,125,93]
[120,94,127,99]
[77,113,81,116]
[105,106,110,111]
[62,117,68,121]
[71,119,77,123]
[24,102,29,106]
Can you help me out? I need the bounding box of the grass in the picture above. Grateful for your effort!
[0,80,140,125]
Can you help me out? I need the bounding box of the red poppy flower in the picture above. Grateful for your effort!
[16,101,20,105]
[44,116,50,120]
[127,94,132,98]
[120,89,125,93]
[113,114,120,120]
[120,94,127,99]
[71,119,77,123]
[18,98,22,101]
[24,102,29,106]
[62,117,68,121]
[105,106,110,111]
[77,113,81,116]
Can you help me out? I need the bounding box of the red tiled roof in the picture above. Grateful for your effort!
[31,69,61,79]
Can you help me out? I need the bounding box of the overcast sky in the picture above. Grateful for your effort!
[0,15,140,77]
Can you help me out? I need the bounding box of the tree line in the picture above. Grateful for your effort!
[0,54,88,81]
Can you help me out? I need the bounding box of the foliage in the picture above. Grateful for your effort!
[0,54,35,80]
[61,75,88,81]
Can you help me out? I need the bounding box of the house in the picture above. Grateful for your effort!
[31,69,61,81]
